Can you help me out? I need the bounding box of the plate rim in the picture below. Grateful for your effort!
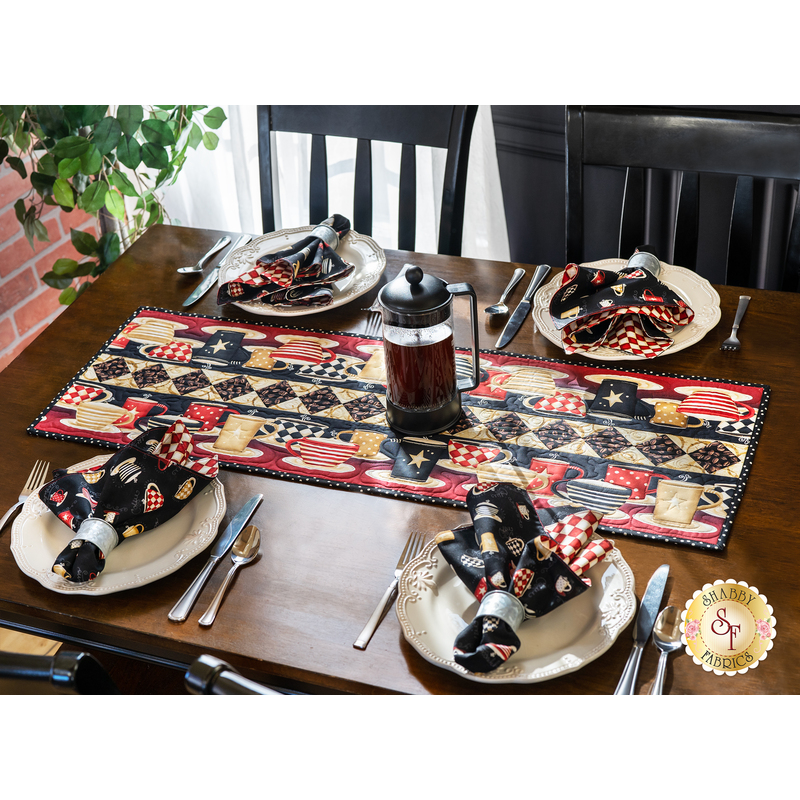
[396,537,636,684]
[10,454,226,595]
[217,226,387,317]
[532,258,722,361]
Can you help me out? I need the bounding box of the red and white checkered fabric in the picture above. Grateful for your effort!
[62,384,105,405]
[548,509,602,559]
[243,259,294,288]
[146,341,193,363]
[448,441,502,469]
[152,420,219,478]
[512,567,533,597]
[533,391,586,417]
[144,482,165,513]
[569,538,614,576]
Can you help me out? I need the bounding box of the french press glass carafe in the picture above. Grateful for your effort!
[378,264,480,436]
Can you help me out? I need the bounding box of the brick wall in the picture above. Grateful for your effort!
[0,157,99,373]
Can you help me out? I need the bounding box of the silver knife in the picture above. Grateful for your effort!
[168,493,263,622]
[614,563,670,694]
[182,234,253,307]
[495,263,551,348]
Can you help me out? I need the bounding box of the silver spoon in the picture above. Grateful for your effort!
[650,605,682,694]
[484,267,526,315]
[198,525,261,627]
[177,235,232,274]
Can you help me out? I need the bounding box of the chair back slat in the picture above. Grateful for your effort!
[619,167,645,258]
[566,105,800,290]
[257,106,477,256]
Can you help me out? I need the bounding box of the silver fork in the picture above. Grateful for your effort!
[720,295,751,351]
[353,530,426,650]
[0,460,51,533]
[361,298,382,338]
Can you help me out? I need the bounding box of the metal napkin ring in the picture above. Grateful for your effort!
[75,518,118,556]
[477,590,526,632]
[311,224,340,251]
[627,251,661,279]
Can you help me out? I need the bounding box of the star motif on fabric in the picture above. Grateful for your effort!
[407,450,429,469]
[667,494,686,510]
[210,340,230,353]
[603,390,624,407]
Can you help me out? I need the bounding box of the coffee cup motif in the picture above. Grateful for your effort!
[651,400,703,429]
[286,437,359,469]
[551,478,633,514]
[652,479,724,528]
[604,464,669,500]
[127,318,175,345]
[336,430,388,458]
[475,462,549,492]
[184,402,237,432]
[588,378,639,420]
[262,416,329,444]
[528,458,585,496]
[121,397,168,429]
[75,400,135,431]
[389,438,448,483]
[213,414,267,453]
[446,439,508,471]
[677,390,755,421]
[357,348,386,382]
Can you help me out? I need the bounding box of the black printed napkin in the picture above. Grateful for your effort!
[549,260,694,358]
[434,482,614,673]
[39,421,218,583]
[217,214,355,308]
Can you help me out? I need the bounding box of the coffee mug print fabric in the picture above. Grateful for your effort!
[29,307,770,550]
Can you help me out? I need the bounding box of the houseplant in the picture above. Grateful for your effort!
[0,105,227,304]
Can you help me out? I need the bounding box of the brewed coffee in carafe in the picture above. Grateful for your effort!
[378,265,479,436]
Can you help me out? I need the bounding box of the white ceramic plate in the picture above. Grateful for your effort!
[397,538,636,684]
[532,258,722,361]
[10,455,226,595]
[218,226,387,317]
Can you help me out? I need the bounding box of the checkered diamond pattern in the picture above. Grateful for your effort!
[146,341,193,363]
[62,383,105,405]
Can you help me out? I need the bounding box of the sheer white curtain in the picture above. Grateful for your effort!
[161,105,510,261]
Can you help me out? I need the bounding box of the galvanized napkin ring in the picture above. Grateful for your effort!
[311,223,341,251]
[477,590,526,631]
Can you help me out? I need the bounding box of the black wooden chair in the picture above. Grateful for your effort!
[565,105,800,291]
[257,106,478,256]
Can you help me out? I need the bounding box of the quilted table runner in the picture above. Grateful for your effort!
[29,307,770,550]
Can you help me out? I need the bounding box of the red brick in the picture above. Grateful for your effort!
[0,267,38,314]
[0,207,19,244]
[14,287,64,336]
[0,234,37,278]
[0,317,14,350]
[0,163,32,210]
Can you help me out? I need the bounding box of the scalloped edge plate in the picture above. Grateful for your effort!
[397,537,636,683]
[218,226,386,317]
[10,454,226,595]
[532,258,722,361]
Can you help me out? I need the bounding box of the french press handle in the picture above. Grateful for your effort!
[447,282,480,392]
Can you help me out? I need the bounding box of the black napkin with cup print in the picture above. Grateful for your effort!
[434,482,614,673]
[549,248,695,358]
[217,214,355,308]
[39,420,218,583]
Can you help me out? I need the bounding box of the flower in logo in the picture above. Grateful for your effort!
[756,619,772,640]
[685,619,701,641]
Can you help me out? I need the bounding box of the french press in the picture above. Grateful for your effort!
[378,264,480,436]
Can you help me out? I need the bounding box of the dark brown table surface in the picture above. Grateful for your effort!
[1,224,797,694]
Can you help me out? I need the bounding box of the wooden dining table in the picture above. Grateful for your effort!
[1,223,797,695]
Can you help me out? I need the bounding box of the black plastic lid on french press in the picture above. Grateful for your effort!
[378,264,452,327]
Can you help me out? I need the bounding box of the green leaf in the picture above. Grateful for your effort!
[58,156,82,179]
[203,107,226,130]
[191,105,207,111]
[53,257,79,276]
[202,131,219,150]
[116,135,141,169]
[104,188,125,220]
[59,286,78,305]
[43,271,74,290]
[141,142,169,169]
[52,135,91,159]
[6,155,26,178]
[98,231,120,267]
[72,260,96,277]
[31,172,56,196]
[33,105,68,138]
[80,143,103,175]
[53,177,75,208]
[0,105,26,124]
[75,281,91,298]
[186,122,202,150]
[14,199,26,223]
[33,219,49,242]
[13,127,30,152]
[80,180,108,213]
[116,105,143,137]
[70,228,98,256]
[110,169,139,197]
[37,153,58,176]
[93,115,121,155]
[141,118,175,146]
